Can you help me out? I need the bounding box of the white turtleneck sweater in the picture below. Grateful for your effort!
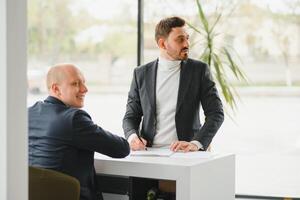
[152,57,181,147]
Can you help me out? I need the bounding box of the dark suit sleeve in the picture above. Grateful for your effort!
[196,64,224,150]
[71,110,130,158]
[122,69,143,139]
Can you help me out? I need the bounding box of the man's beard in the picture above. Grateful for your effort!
[178,48,189,60]
[180,52,189,60]
[166,48,189,61]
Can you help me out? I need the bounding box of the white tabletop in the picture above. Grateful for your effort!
[94,151,235,200]
[94,151,226,167]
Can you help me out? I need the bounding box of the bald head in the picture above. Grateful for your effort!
[47,63,77,91]
[46,63,88,108]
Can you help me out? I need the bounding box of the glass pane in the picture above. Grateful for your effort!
[28,0,137,96]
[27,0,137,135]
[144,0,300,198]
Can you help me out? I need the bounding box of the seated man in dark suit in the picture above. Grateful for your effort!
[28,63,130,200]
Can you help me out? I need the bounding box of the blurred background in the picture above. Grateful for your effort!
[27,0,300,198]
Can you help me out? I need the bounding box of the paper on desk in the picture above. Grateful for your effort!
[130,148,214,158]
[171,151,214,159]
[130,148,174,157]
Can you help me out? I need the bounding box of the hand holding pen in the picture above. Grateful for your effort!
[136,133,147,151]
[129,133,147,151]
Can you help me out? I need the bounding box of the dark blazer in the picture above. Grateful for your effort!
[123,58,224,150]
[29,96,130,200]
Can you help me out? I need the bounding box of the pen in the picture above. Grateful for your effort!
[136,132,147,151]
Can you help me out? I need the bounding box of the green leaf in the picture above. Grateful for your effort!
[190,0,248,113]
[212,54,237,109]
[196,0,209,33]
[223,48,248,82]
[186,21,203,35]
[209,13,222,34]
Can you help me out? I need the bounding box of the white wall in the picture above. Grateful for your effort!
[0,0,27,200]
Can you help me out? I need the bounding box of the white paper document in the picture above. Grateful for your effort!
[130,148,214,158]
[130,148,174,157]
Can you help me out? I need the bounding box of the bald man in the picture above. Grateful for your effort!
[28,64,130,200]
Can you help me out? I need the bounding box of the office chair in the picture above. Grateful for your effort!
[29,166,80,200]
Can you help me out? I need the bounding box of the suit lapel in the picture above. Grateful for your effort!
[176,59,193,112]
[145,59,158,113]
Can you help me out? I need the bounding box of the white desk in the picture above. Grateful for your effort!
[94,152,235,200]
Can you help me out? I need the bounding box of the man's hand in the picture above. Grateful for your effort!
[170,141,198,152]
[129,135,147,151]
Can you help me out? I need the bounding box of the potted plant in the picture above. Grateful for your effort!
[188,0,248,111]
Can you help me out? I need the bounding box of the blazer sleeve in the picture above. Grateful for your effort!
[122,69,143,139]
[71,110,130,158]
[196,64,224,150]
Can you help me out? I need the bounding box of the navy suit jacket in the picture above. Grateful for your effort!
[29,96,130,200]
[123,58,224,150]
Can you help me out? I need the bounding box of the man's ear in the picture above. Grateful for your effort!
[51,83,61,96]
[157,38,166,49]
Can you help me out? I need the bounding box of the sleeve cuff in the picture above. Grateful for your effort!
[190,140,203,150]
[128,133,137,144]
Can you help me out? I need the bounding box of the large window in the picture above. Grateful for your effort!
[28,0,137,95]
[143,0,300,198]
[28,0,300,198]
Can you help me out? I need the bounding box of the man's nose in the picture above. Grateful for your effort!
[184,39,190,48]
[183,39,190,48]
[81,83,88,93]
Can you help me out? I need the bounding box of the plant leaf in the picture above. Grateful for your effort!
[223,47,248,82]
[209,13,222,34]
[196,0,209,33]
[186,21,203,35]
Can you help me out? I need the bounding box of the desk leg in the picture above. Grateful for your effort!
[177,176,191,200]
[176,156,235,200]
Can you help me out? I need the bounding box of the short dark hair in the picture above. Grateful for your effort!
[155,16,186,43]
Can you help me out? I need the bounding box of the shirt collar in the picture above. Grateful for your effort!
[44,96,66,106]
